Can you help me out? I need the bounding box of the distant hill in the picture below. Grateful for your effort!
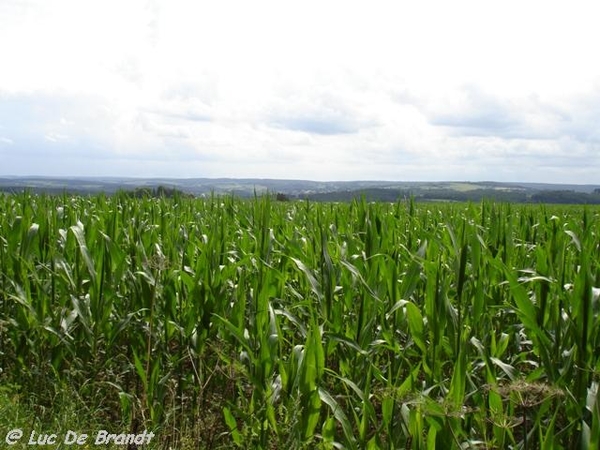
[1,176,599,204]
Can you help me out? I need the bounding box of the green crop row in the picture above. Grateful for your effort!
[0,192,598,449]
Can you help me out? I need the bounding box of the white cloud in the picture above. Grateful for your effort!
[0,0,599,182]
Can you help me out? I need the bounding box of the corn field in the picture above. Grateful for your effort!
[0,191,599,449]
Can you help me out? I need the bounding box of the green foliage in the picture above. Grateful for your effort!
[0,192,599,448]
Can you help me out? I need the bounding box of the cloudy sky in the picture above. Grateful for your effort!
[1,0,599,183]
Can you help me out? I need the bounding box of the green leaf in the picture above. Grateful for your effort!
[223,407,243,446]
[319,387,356,449]
[70,221,97,285]
[406,302,426,353]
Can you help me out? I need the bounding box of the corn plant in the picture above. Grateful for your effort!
[0,192,599,449]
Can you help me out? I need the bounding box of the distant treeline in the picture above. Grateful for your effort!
[117,185,193,199]
[297,188,600,204]
[2,184,600,204]
[0,186,92,196]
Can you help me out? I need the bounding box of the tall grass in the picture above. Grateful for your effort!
[0,192,598,449]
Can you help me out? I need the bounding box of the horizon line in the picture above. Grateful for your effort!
[0,175,599,187]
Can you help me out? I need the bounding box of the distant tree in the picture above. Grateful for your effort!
[116,185,191,199]
[531,190,600,204]
[276,192,290,201]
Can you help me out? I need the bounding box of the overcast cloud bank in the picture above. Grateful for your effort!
[1,0,599,183]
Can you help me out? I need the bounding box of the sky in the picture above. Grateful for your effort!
[1,0,599,183]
